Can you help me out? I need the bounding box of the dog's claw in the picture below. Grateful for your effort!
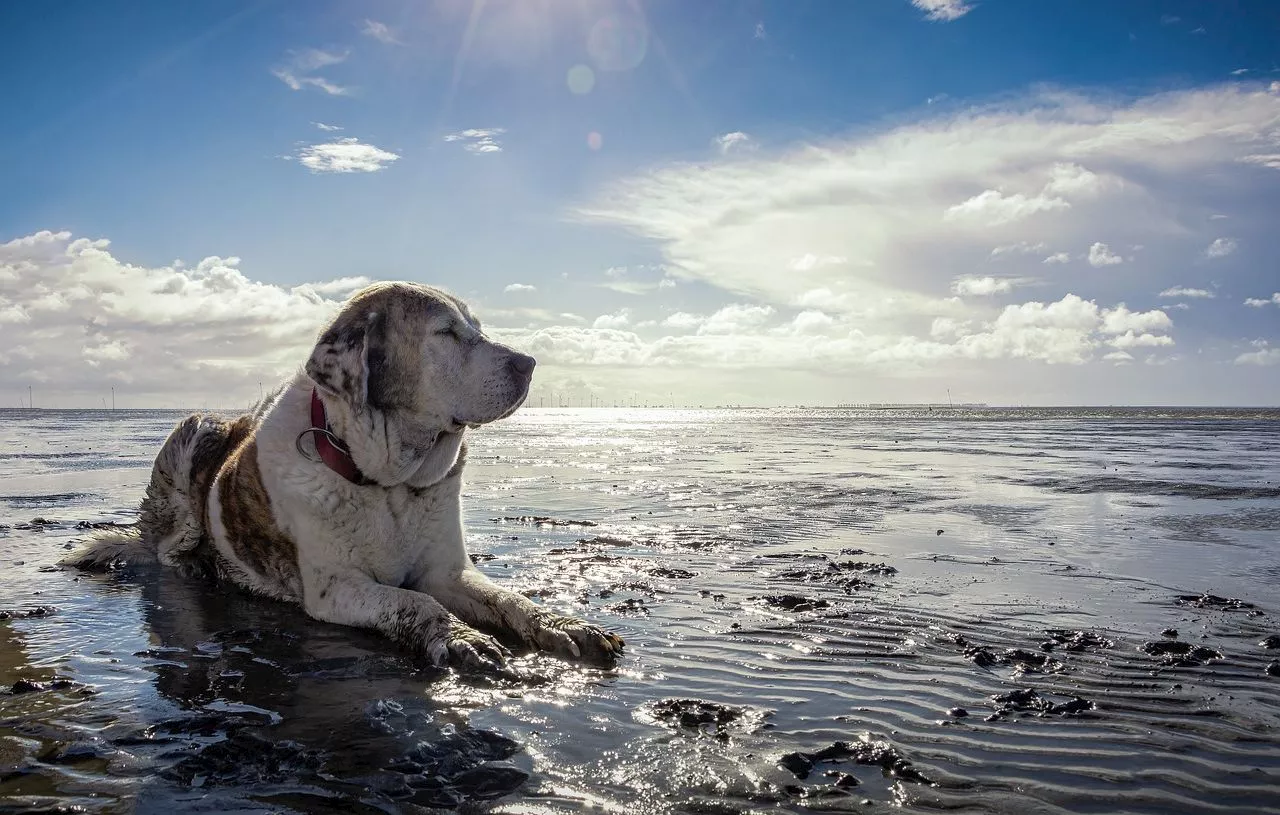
[442,623,511,672]
[532,613,625,666]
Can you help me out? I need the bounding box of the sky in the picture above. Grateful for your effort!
[2,0,1279,409]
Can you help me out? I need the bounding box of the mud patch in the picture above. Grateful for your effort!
[6,677,93,696]
[648,567,697,579]
[605,597,649,615]
[0,606,57,620]
[641,698,771,741]
[766,555,893,592]
[1141,640,1224,667]
[1175,593,1257,612]
[161,731,323,787]
[751,595,831,613]
[1040,629,1114,652]
[961,646,1065,676]
[988,688,1095,719]
[495,515,598,528]
[396,728,527,804]
[778,737,931,784]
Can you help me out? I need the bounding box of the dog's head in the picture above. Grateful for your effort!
[304,282,534,485]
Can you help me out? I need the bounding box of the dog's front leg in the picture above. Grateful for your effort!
[302,568,510,670]
[424,568,625,666]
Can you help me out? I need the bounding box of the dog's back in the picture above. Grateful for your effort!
[64,412,256,573]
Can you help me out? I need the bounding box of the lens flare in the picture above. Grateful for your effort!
[567,64,595,95]
[587,14,647,72]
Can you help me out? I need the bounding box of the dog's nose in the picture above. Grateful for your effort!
[508,353,536,377]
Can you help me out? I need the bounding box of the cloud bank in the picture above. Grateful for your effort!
[0,231,363,407]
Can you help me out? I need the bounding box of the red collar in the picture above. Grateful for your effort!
[309,389,369,485]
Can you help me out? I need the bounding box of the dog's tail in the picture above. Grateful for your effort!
[60,525,156,569]
[61,412,255,572]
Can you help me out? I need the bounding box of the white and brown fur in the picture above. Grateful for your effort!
[62,282,624,670]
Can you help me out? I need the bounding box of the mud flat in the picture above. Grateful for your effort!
[2,406,1279,813]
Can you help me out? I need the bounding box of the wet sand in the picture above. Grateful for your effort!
[2,407,1279,813]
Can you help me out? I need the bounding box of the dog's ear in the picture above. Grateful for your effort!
[305,310,387,407]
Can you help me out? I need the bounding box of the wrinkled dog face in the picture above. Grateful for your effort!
[306,282,535,435]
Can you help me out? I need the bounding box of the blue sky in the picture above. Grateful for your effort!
[2,0,1279,407]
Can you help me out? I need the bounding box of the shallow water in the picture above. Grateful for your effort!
[2,406,1279,814]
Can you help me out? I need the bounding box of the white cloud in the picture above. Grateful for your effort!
[1235,341,1280,366]
[271,49,350,95]
[295,276,372,298]
[956,295,1172,364]
[504,283,537,294]
[1244,293,1280,307]
[1043,252,1072,264]
[1087,242,1122,267]
[944,163,1118,227]
[1243,153,1280,170]
[944,188,1068,225]
[444,128,505,154]
[496,294,1173,372]
[754,22,767,40]
[312,122,343,132]
[1099,303,1172,335]
[930,317,971,339]
[990,241,1046,258]
[577,85,1280,343]
[1043,163,1114,197]
[1108,330,1174,350]
[788,253,846,271]
[783,310,835,334]
[1102,350,1134,364]
[698,303,775,335]
[292,138,400,173]
[1205,237,1237,258]
[592,309,632,329]
[0,298,31,324]
[361,19,401,45]
[291,48,348,71]
[714,132,755,155]
[951,275,1025,296]
[0,231,365,405]
[598,265,677,295]
[910,0,974,22]
[662,312,704,330]
[1158,286,1215,299]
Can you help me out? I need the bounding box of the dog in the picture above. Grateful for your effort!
[62,281,624,670]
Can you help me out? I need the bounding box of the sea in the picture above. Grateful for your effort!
[1,406,1278,814]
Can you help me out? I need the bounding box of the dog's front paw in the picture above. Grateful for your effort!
[427,622,512,672]
[531,612,625,666]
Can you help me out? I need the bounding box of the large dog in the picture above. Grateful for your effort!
[63,282,624,670]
